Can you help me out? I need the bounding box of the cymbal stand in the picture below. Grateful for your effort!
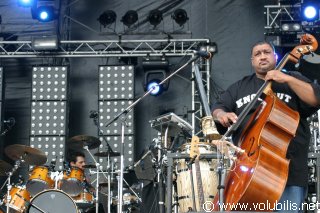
[84,146,104,213]
[4,158,22,213]
[90,114,117,213]
[155,132,165,213]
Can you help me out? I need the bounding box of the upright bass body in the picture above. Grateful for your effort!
[213,90,299,211]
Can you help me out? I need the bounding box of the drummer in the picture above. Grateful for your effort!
[68,151,94,191]
[67,151,107,213]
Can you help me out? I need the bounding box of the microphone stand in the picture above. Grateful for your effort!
[90,115,116,213]
[5,157,23,213]
[104,53,203,213]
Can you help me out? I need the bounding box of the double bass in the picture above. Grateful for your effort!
[212,34,318,211]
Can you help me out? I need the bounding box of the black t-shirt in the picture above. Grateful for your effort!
[211,72,320,186]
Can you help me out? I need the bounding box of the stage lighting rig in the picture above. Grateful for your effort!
[280,20,302,32]
[31,1,58,22]
[97,10,117,27]
[142,58,169,96]
[121,10,138,28]
[172,9,189,26]
[148,9,163,28]
[301,0,319,22]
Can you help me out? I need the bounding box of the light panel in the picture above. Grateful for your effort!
[99,65,134,100]
[30,101,66,135]
[98,100,134,135]
[30,66,68,171]
[32,66,67,100]
[98,65,135,168]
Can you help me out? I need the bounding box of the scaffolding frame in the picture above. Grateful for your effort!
[0,38,211,134]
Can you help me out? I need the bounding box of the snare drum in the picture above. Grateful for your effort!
[26,166,54,196]
[3,186,31,213]
[176,142,218,212]
[28,189,78,213]
[60,167,85,196]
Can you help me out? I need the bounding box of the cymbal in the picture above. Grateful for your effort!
[68,135,101,150]
[5,144,47,165]
[0,160,12,176]
[94,151,120,157]
[82,164,96,169]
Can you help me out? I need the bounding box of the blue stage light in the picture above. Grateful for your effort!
[146,79,162,96]
[18,0,34,7]
[33,6,56,22]
[301,1,319,21]
[303,6,317,19]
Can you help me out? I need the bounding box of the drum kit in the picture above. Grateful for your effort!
[0,135,133,213]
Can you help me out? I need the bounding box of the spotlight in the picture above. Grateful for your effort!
[18,0,35,7]
[97,10,117,27]
[121,10,138,27]
[146,79,162,96]
[280,21,302,32]
[143,59,169,96]
[148,9,163,28]
[31,5,57,22]
[172,9,189,26]
[301,1,319,21]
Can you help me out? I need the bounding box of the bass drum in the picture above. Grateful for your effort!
[28,190,78,213]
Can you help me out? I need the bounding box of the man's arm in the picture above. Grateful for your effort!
[265,70,320,107]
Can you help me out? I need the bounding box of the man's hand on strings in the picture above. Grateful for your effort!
[215,110,238,127]
[265,70,292,84]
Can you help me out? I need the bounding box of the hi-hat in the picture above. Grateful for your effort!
[94,151,120,157]
[0,160,13,176]
[5,144,47,165]
[68,135,101,150]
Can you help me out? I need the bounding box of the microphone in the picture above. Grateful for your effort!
[194,50,213,59]
[89,110,98,119]
[4,117,15,127]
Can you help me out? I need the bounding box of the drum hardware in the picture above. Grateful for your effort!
[4,144,46,213]
[83,145,106,213]
[2,159,22,213]
[90,109,124,213]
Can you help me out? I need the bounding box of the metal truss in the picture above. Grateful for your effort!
[191,58,211,136]
[264,3,301,33]
[0,38,211,133]
[0,39,210,58]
